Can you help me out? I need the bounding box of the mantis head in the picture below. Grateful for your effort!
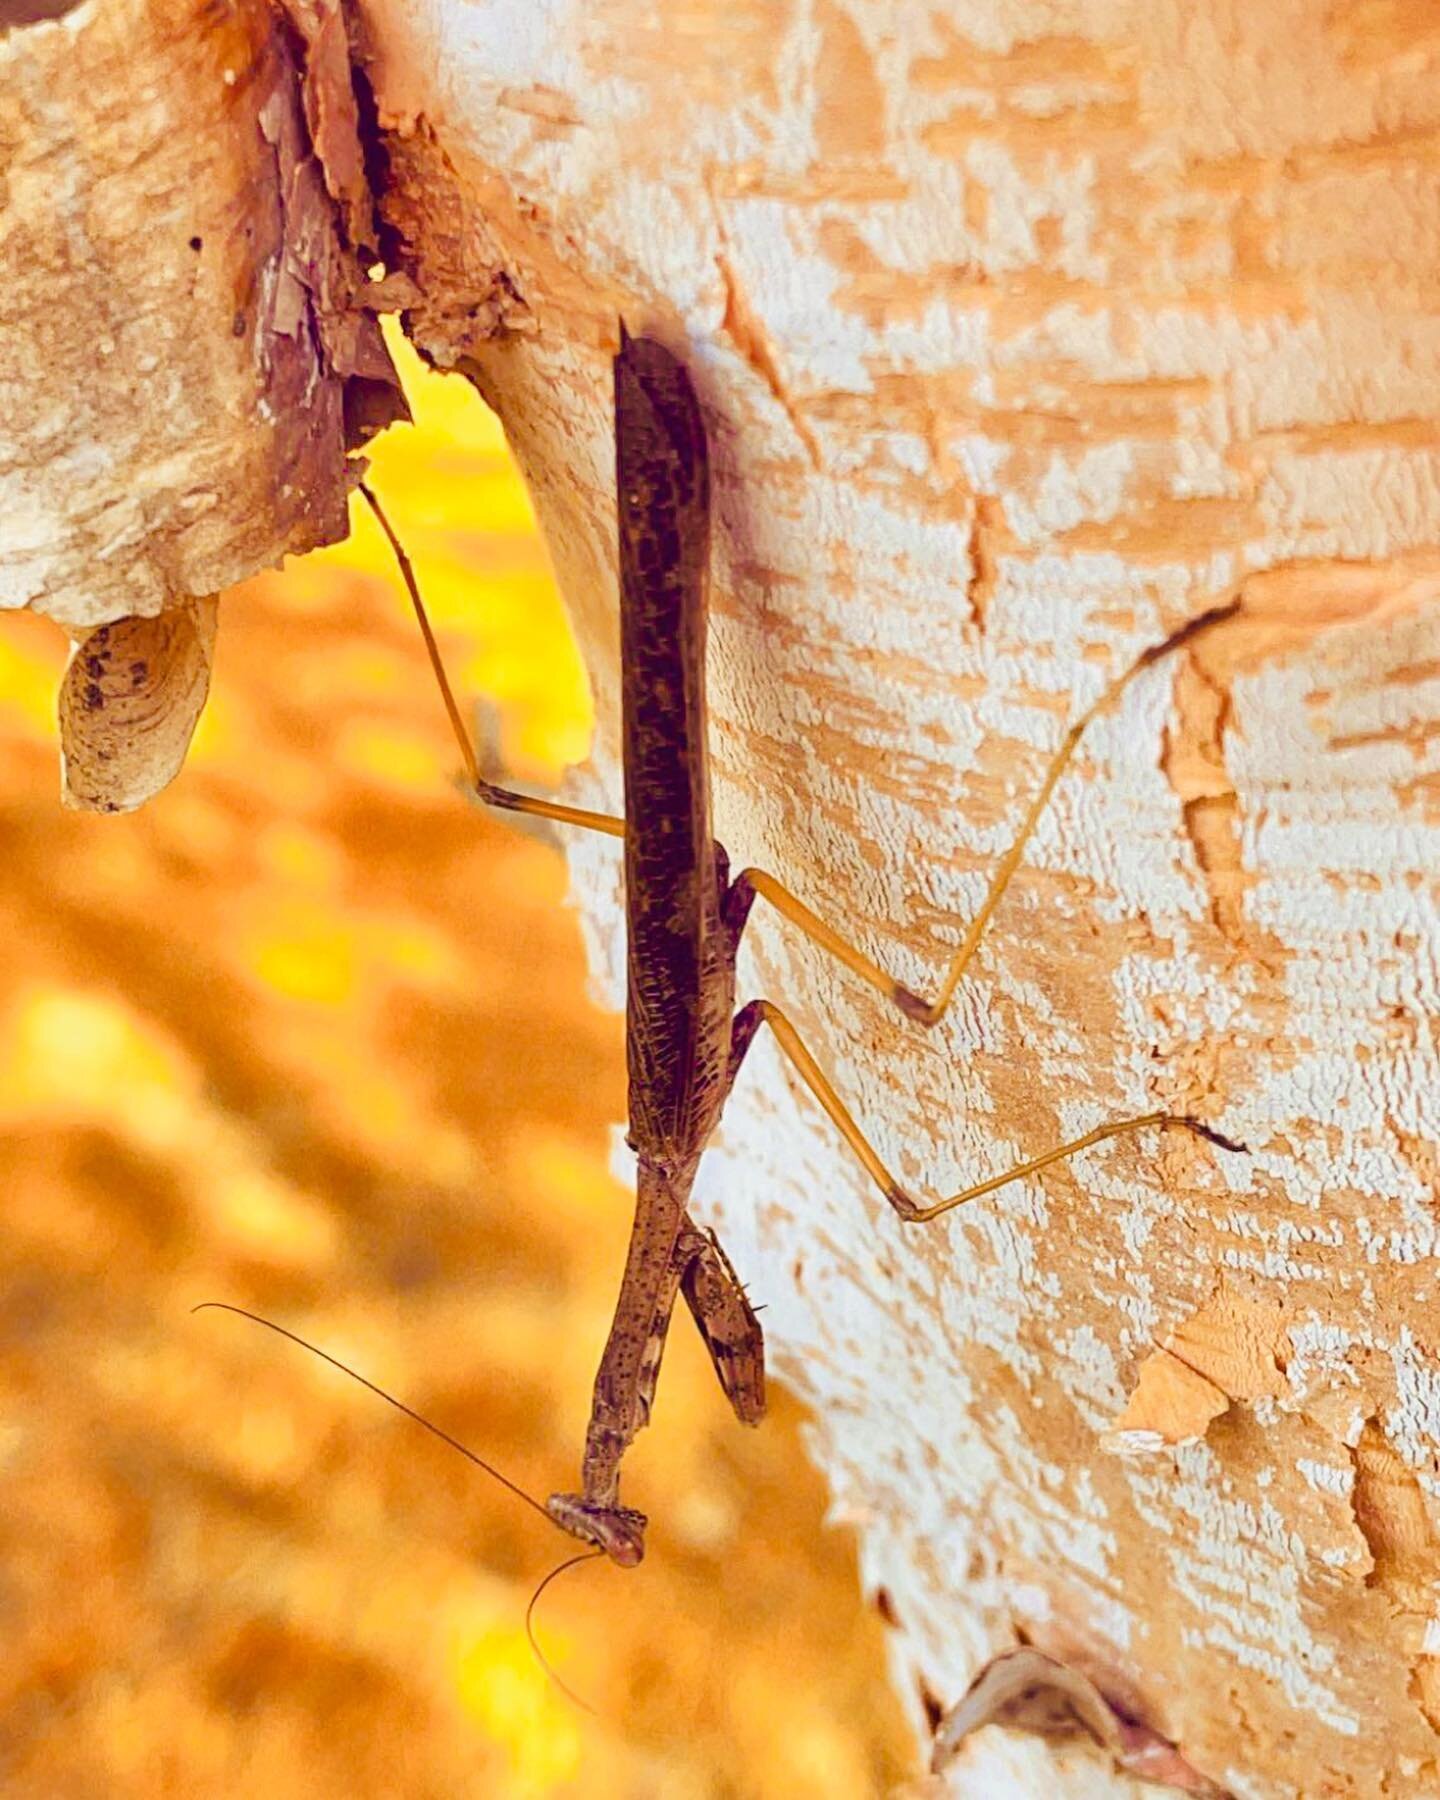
[546,1492,648,1566]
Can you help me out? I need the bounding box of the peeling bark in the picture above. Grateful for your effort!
[0,0,405,804]
[348,9,1440,1790]
[12,0,1440,1792]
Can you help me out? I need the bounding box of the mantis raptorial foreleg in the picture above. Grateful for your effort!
[675,1222,766,1424]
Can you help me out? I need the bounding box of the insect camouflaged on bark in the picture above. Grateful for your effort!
[361,324,1245,1567]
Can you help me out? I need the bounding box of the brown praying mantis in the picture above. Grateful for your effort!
[349,325,1242,1567]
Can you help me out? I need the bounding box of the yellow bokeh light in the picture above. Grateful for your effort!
[0,624,61,735]
[332,721,449,795]
[210,1166,338,1266]
[0,986,196,1129]
[361,917,465,988]
[452,1621,585,1794]
[255,822,345,893]
[318,325,593,783]
[248,912,358,1006]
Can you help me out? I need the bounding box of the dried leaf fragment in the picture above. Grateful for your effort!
[930,1648,1229,1795]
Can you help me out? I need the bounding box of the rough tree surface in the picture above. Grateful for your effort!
[10,0,1440,1793]
[0,0,405,807]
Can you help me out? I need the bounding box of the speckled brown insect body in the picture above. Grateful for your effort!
[546,332,767,1564]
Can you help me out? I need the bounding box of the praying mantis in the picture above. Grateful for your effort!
[355,325,1242,1566]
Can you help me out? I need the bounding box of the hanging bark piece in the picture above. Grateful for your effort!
[0,0,406,800]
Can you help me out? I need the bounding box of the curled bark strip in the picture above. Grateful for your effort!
[58,601,218,813]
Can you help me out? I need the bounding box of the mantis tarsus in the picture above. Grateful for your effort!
[356,325,1242,1566]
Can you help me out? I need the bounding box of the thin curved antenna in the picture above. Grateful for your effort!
[525,1547,605,1715]
[195,1303,608,1709]
[192,1301,553,1527]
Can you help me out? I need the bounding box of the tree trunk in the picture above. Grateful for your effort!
[9,1,1440,1792]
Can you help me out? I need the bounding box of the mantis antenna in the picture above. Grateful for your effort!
[192,1302,602,1709]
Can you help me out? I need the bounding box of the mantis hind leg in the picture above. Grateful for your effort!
[729,1000,1242,1226]
[728,599,1240,1028]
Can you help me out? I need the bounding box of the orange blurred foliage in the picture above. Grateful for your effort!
[0,334,911,1796]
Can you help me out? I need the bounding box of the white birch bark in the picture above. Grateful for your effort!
[0,0,405,807]
[10,0,1440,1791]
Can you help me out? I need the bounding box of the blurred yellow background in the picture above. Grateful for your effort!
[0,333,910,1795]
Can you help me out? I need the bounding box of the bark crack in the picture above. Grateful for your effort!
[965,495,1002,634]
[712,240,821,470]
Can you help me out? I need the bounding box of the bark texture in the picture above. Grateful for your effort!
[0,0,405,806]
[11,0,1440,1793]
[359,7,1440,1793]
